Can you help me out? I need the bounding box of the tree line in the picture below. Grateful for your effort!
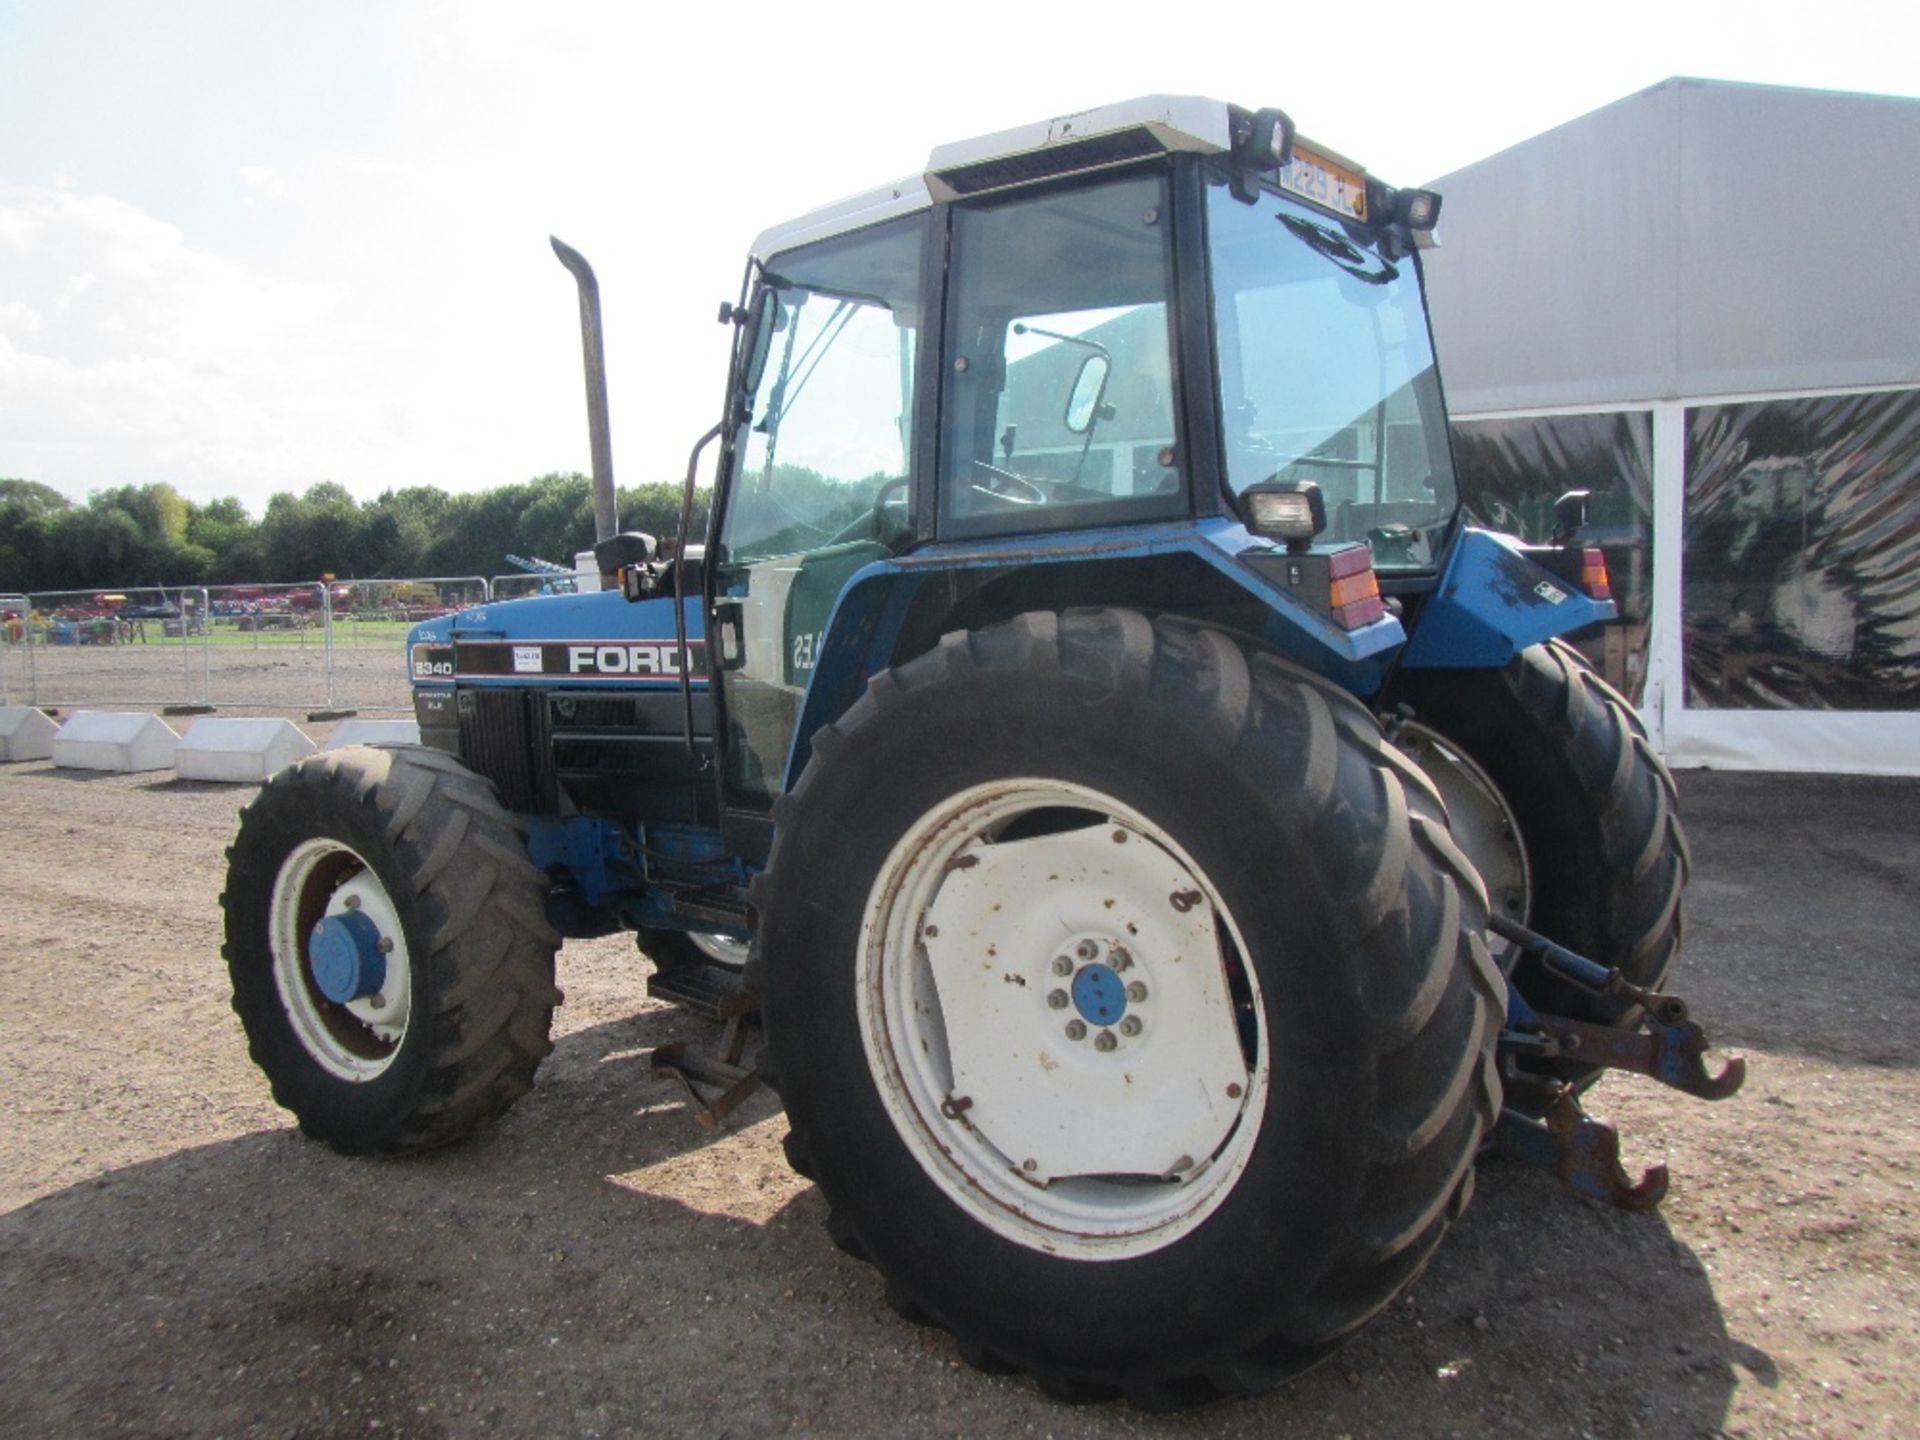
[0,474,713,596]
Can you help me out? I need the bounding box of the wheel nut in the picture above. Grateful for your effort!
[377,936,394,954]
[1065,1019,1087,1041]
[1047,989,1069,1010]
[370,993,386,1010]
[1126,981,1148,1003]
[1094,1030,1117,1052]
[1076,939,1098,961]
[1052,956,1073,976]
[343,894,361,910]
[1119,1016,1142,1037]
[1110,946,1133,970]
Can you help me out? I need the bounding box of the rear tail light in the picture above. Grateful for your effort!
[1329,547,1384,629]
[1581,547,1612,601]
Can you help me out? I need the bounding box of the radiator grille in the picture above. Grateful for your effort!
[455,688,554,814]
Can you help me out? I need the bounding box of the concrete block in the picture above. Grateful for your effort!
[324,718,421,750]
[0,705,58,762]
[176,717,317,783]
[51,710,180,773]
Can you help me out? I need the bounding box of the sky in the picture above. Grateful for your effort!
[2,0,1916,513]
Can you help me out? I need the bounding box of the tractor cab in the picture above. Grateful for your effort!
[697,97,1606,858]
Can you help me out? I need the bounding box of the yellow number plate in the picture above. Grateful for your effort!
[1280,146,1368,222]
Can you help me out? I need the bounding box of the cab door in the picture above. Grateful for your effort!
[708,213,929,851]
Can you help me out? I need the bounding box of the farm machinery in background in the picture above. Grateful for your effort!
[502,553,580,597]
[223,96,1743,1408]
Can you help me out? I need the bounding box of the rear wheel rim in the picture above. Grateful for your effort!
[1395,721,1530,947]
[268,838,414,1081]
[857,779,1267,1261]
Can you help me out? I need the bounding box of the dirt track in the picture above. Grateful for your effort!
[1,759,1915,1439]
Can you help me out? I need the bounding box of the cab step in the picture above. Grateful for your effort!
[648,959,752,1021]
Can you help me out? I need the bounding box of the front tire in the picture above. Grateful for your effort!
[223,745,562,1152]
[758,610,1503,1406]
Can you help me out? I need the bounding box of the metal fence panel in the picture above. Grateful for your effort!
[0,594,28,705]
[321,576,488,712]
[16,585,213,710]
[194,581,331,711]
[6,576,492,714]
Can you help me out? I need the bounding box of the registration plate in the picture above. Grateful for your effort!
[1280,146,1368,222]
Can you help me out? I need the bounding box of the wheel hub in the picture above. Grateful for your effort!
[1069,960,1127,1026]
[308,910,388,1003]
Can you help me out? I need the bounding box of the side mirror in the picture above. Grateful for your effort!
[1064,353,1111,434]
[597,531,658,602]
[1551,489,1592,545]
[594,531,657,572]
[741,289,783,397]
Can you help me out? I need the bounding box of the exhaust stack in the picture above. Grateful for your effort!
[550,236,618,546]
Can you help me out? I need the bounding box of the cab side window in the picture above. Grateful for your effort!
[724,217,925,564]
[939,172,1184,539]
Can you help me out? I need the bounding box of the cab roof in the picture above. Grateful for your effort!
[750,95,1241,262]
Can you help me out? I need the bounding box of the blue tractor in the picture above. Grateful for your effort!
[223,97,1738,1407]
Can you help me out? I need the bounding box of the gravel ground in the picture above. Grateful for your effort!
[0,756,1914,1440]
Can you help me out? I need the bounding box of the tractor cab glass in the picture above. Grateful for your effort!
[939,172,1185,538]
[1207,175,1459,570]
[714,214,926,807]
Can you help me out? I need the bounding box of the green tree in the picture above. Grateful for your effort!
[0,478,73,592]
[257,483,369,580]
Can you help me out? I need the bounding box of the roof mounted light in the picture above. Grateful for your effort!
[1243,107,1295,171]
[1393,187,1443,231]
[1239,479,1326,552]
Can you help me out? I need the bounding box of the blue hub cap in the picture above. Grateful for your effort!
[1071,963,1127,1026]
[308,910,388,1004]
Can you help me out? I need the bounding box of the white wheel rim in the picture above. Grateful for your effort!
[268,837,414,1081]
[857,780,1267,1261]
[1396,722,1530,943]
[689,931,751,968]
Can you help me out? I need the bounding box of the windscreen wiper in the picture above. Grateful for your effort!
[1278,214,1398,286]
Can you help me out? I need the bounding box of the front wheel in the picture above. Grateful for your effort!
[758,610,1504,1406]
[223,745,562,1152]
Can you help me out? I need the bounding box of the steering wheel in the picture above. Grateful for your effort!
[969,459,1049,506]
[825,476,913,547]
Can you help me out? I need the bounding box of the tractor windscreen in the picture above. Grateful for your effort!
[1207,177,1459,570]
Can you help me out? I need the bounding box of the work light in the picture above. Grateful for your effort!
[1245,108,1295,170]
[1239,480,1326,551]
[1394,188,1443,230]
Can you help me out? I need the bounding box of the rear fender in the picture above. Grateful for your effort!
[1399,527,1615,670]
[782,519,1410,790]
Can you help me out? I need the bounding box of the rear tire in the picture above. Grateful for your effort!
[223,745,562,1152]
[1384,639,1689,1099]
[758,609,1503,1406]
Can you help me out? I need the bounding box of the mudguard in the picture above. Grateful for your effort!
[1399,527,1615,670]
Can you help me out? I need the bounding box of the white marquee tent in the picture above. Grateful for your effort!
[1422,78,1920,774]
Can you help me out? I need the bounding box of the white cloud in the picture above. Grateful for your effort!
[239,164,286,201]
[0,181,408,501]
